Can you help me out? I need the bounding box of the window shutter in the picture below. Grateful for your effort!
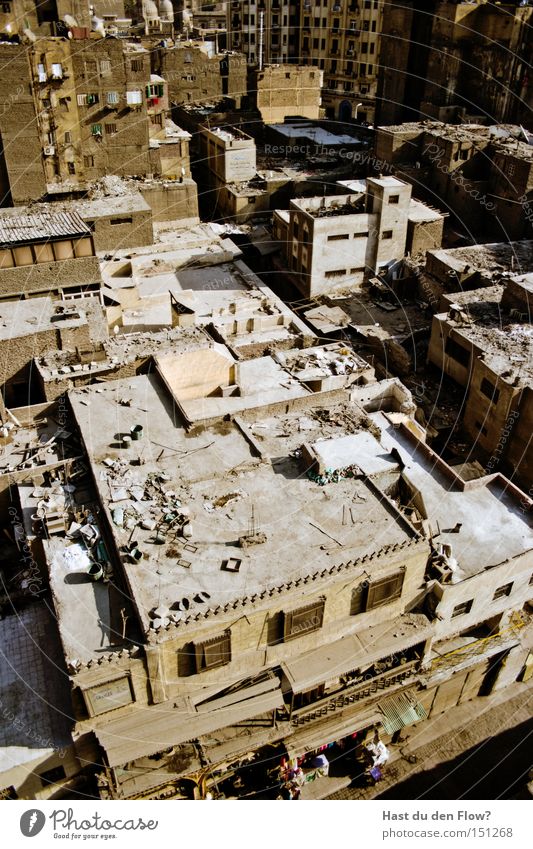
[366,571,405,610]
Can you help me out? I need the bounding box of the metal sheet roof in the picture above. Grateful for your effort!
[378,690,427,735]
[96,683,284,767]
[0,210,91,247]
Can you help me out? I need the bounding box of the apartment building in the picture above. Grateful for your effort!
[7,360,531,799]
[227,0,383,123]
[375,121,533,242]
[0,34,182,204]
[377,1,533,126]
[299,0,382,123]
[154,42,246,107]
[428,274,533,494]
[273,176,444,297]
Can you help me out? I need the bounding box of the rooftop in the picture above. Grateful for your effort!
[439,289,533,385]
[68,376,416,641]
[372,413,533,578]
[0,296,98,342]
[0,210,90,247]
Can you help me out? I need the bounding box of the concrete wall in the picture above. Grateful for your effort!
[87,210,154,252]
[431,549,533,642]
[138,181,199,223]
[407,217,445,257]
[0,256,101,300]
[0,44,47,205]
[255,65,322,124]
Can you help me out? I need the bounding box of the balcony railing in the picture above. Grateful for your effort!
[291,658,420,726]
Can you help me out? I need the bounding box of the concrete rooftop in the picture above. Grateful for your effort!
[68,375,415,638]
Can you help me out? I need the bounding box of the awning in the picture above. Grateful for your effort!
[97,682,284,768]
[286,706,382,756]
[281,613,432,695]
[378,691,427,735]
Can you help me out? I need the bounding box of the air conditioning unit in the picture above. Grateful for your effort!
[44,145,55,156]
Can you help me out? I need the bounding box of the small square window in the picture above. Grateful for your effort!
[493,582,513,600]
[452,599,473,618]
[382,230,393,239]
[389,195,400,204]
[105,123,117,135]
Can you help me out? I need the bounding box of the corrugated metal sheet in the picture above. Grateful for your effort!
[0,210,90,246]
[96,686,284,767]
[378,691,427,735]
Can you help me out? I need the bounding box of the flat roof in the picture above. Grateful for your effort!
[0,296,92,341]
[440,288,533,385]
[0,606,72,772]
[69,376,415,638]
[0,210,90,247]
[373,412,533,577]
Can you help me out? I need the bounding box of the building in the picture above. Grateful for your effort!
[0,295,106,407]
[299,0,383,123]
[154,42,246,108]
[7,364,531,799]
[377,0,533,127]
[427,274,533,494]
[0,43,47,206]
[0,34,185,204]
[0,209,100,301]
[374,121,533,242]
[253,64,323,124]
[227,0,383,123]
[273,176,445,297]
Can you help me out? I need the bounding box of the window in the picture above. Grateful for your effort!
[86,93,99,106]
[480,377,500,404]
[445,336,470,368]
[451,599,473,618]
[493,582,513,600]
[51,63,63,79]
[382,230,393,239]
[100,59,111,75]
[64,131,72,143]
[474,420,488,436]
[284,599,325,641]
[325,268,347,278]
[110,217,133,225]
[366,571,405,611]
[389,194,400,204]
[91,124,102,136]
[34,243,54,262]
[353,231,369,238]
[194,632,231,671]
[107,91,119,105]
[39,766,66,785]
[37,63,46,83]
[77,93,87,106]
[328,233,349,241]
[84,154,95,167]
[130,60,143,72]
[126,90,142,106]
[105,123,117,135]
[67,162,75,174]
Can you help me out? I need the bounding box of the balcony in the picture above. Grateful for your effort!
[290,656,421,726]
